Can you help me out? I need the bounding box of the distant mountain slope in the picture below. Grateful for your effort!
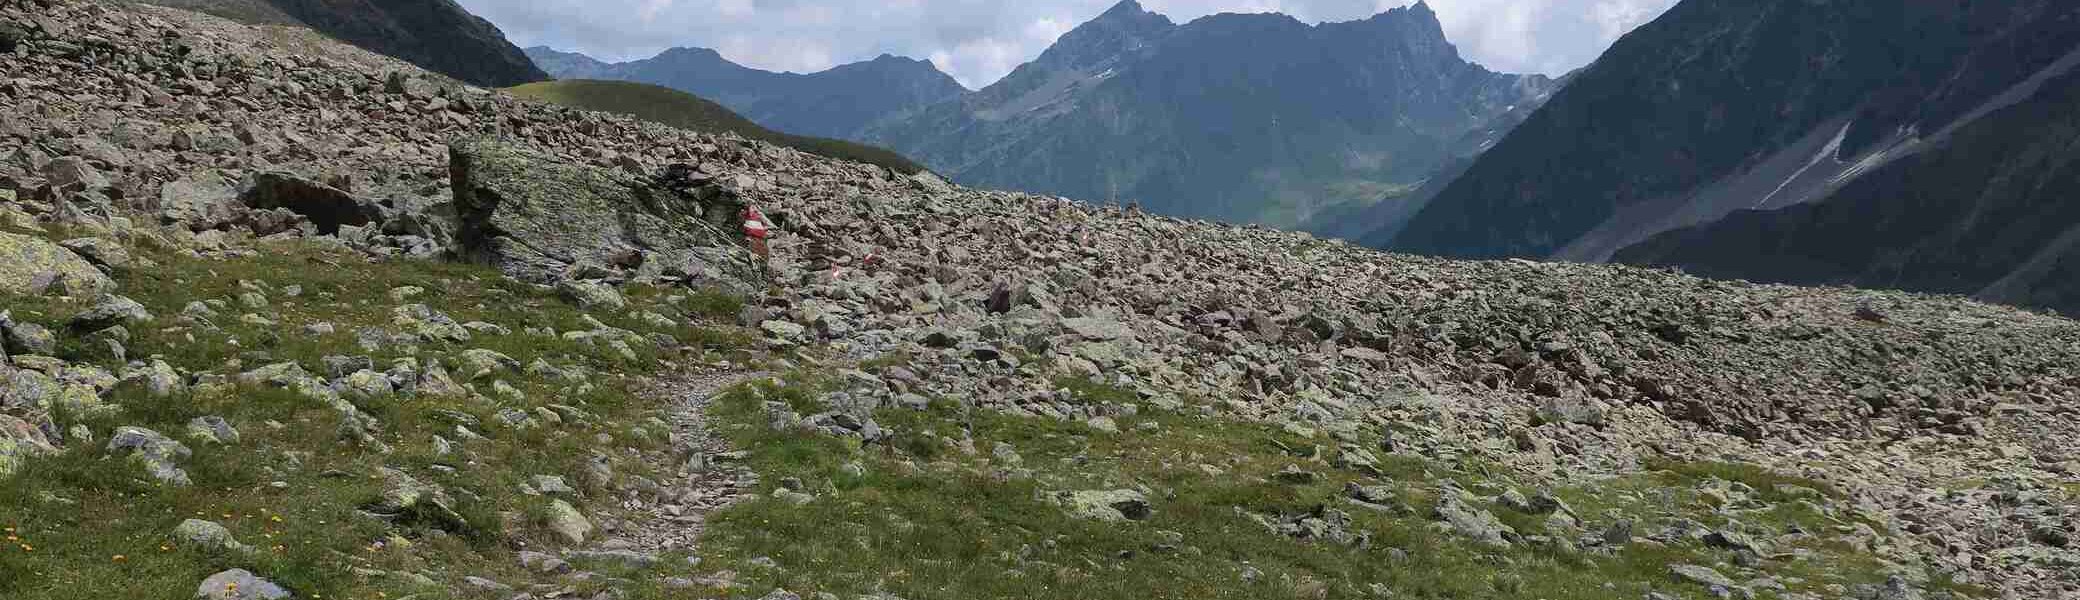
[138,0,547,87]
[524,46,966,140]
[1615,70,2080,316]
[861,0,1555,228]
[506,80,927,175]
[1394,0,2080,260]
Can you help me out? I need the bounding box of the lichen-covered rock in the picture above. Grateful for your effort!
[556,279,626,310]
[196,568,290,600]
[392,304,470,342]
[0,231,115,296]
[545,498,593,543]
[106,426,192,486]
[59,237,132,271]
[0,414,59,479]
[0,313,56,356]
[448,137,757,289]
[185,416,240,445]
[455,348,520,380]
[67,294,152,332]
[1052,489,1152,522]
[173,519,251,553]
[159,170,251,231]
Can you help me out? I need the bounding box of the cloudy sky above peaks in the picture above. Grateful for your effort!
[459,0,1679,89]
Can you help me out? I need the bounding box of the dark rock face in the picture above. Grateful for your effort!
[861,0,1554,229]
[1616,71,2080,317]
[447,137,757,289]
[1393,0,2080,262]
[148,0,548,87]
[239,173,378,235]
[524,46,967,140]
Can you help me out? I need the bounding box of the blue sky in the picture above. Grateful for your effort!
[460,0,1679,89]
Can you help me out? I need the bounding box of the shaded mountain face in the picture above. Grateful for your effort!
[143,0,548,87]
[525,46,967,140]
[1393,0,2080,261]
[1616,70,2080,316]
[861,0,1555,228]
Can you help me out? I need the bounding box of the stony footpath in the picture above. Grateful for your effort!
[0,1,2076,599]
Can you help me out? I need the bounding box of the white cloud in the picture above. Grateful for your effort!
[458,0,1677,88]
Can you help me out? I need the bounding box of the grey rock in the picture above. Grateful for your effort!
[68,294,152,332]
[557,279,627,310]
[196,569,290,600]
[173,519,251,553]
[448,138,757,289]
[184,416,240,445]
[106,426,191,486]
[1054,489,1152,522]
[1433,493,1514,548]
[0,231,114,296]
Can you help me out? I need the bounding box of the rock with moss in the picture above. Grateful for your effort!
[173,519,252,553]
[185,416,240,445]
[0,231,114,296]
[556,278,627,310]
[1,313,55,356]
[196,568,290,600]
[1433,491,1515,549]
[0,414,59,479]
[1052,489,1152,522]
[106,426,192,486]
[545,498,593,544]
[392,304,470,342]
[448,137,758,289]
[67,294,152,332]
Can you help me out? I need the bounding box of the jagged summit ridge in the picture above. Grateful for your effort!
[525,44,966,140]
[861,0,1553,228]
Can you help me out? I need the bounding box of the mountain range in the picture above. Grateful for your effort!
[532,1,1556,228]
[1388,0,2080,315]
[524,46,967,141]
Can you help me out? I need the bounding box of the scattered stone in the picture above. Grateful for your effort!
[1054,489,1152,522]
[106,426,192,486]
[196,569,291,600]
[546,499,593,543]
[173,519,251,553]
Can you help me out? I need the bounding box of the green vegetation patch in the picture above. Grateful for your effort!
[689,374,1974,600]
[0,233,750,599]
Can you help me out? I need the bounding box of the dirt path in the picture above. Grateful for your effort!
[620,368,768,556]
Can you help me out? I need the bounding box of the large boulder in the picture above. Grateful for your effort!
[238,172,380,235]
[158,170,250,231]
[0,231,115,296]
[447,138,757,289]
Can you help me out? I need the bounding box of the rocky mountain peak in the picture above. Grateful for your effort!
[1030,0,1176,73]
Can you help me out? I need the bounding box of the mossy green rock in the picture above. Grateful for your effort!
[448,137,758,289]
[0,231,115,296]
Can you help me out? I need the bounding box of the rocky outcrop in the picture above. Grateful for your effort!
[447,137,757,289]
[0,231,114,296]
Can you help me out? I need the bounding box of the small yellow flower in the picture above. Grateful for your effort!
[112,555,127,562]
[270,515,284,523]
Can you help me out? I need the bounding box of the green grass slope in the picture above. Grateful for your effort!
[508,80,928,175]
